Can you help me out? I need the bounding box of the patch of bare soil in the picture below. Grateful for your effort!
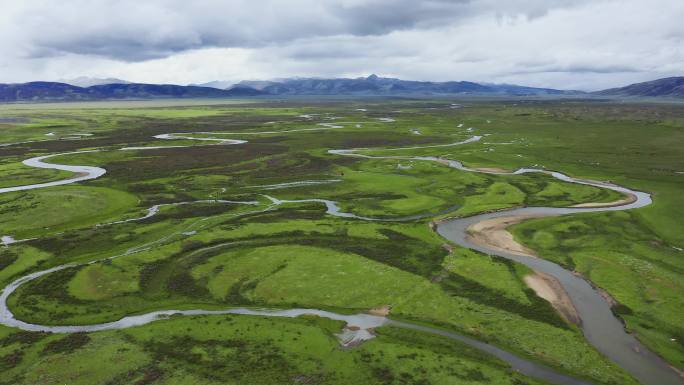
[368,305,391,316]
[525,271,581,325]
[466,215,542,256]
[472,166,509,173]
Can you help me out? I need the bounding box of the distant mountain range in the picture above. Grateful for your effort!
[593,77,684,98]
[0,82,262,102]
[0,75,681,102]
[232,74,582,96]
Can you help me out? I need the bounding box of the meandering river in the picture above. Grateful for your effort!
[332,139,682,385]
[0,127,681,385]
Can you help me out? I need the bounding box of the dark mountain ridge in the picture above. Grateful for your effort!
[0,82,262,102]
[1,75,681,102]
[594,77,684,98]
[236,74,582,96]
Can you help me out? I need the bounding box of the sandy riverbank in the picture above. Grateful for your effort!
[465,215,542,256]
[524,272,581,325]
[472,166,510,173]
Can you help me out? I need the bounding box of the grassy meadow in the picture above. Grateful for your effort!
[0,98,681,384]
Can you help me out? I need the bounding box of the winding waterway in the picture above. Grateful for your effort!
[0,150,106,194]
[0,128,681,385]
[331,139,682,385]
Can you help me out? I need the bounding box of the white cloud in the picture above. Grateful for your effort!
[0,0,681,90]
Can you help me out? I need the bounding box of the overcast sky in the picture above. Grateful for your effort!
[0,0,682,90]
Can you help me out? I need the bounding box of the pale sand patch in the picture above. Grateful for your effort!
[525,271,581,325]
[471,166,509,173]
[571,192,637,208]
[464,192,637,257]
[466,215,542,257]
[368,305,391,316]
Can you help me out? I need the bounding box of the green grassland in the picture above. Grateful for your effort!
[0,315,551,385]
[0,160,73,189]
[0,99,681,384]
[510,211,684,368]
[0,187,138,238]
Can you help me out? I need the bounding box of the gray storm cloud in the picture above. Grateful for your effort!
[3,0,592,61]
[0,0,682,90]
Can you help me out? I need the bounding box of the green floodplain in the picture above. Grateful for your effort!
[0,98,682,385]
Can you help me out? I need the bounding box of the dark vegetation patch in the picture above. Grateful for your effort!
[10,113,278,155]
[105,365,164,385]
[0,249,18,270]
[0,331,49,347]
[141,335,299,384]
[377,229,413,242]
[333,191,408,201]
[371,366,395,384]
[323,131,445,149]
[439,272,569,329]
[238,152,344,179]
[41,333,91,355]
[225,277,254,305]
[612,303,634,317]
[9,267,92,324]
[102,143,287,181]
[127,182,168,194]
[142,203,244,223]
[137,229,447,300]
[438,254,568,328]
[369,326,523,384]
[180,240,206,253]
[139,259,176,300]
[166,271,211,298]
[0,350,23,370]
[14,267,84,308]
[31,227,119,262]
[236,206,327,223]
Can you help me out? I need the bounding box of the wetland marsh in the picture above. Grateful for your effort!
[0,99,682,385]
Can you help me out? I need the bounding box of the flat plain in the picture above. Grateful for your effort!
[0,99,682,385]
